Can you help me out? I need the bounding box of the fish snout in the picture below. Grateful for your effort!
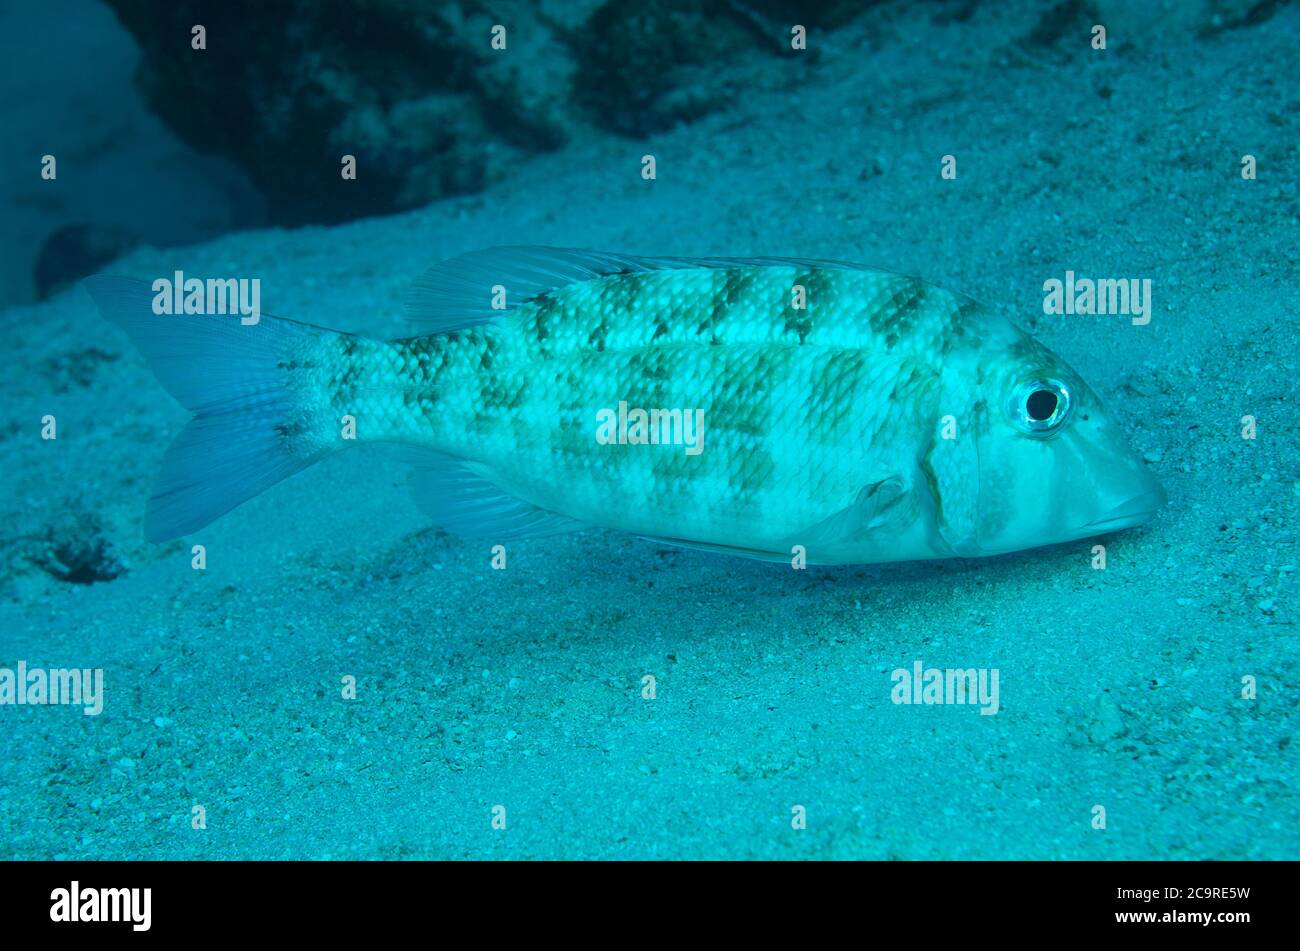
[1081,487,1165,534]
[1077,470,1167,536]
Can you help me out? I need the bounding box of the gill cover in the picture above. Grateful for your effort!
[926,374,986,557]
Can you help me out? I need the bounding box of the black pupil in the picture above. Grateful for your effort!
[1026,389,1059,422]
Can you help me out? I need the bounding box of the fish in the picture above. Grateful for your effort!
[84,246,1165,564]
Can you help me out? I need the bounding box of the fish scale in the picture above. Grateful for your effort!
[296,262,964,551]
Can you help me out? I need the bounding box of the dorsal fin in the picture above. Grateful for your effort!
[404,246,649,335]
[402,246,876,336]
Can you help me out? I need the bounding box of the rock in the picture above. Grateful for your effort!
[98,0,893,223]
[575,0,765,135]
[1087,692,1129,744]
[34,224,139,300]
[1198,0,1288,35]
[101,0,589,225]
[1023,0,1101,51]
[35,510,128,585]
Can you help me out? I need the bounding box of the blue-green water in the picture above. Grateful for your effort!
[1,0,1296,860]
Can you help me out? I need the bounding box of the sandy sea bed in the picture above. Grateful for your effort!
[1,1,1296,859]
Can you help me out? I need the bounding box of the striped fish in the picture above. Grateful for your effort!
[86,247,1164,563]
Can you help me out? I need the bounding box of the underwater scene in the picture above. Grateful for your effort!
[1,0,1296,862]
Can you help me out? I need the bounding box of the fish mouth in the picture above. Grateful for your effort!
[1078,486,1167,535]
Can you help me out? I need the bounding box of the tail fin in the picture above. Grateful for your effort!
[84,276,338,542]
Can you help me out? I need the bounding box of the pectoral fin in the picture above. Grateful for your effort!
[791,475,916,556]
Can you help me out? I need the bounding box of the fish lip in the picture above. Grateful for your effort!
[1079,486,1167,534]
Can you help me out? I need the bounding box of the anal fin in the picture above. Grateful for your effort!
[406,456,588,541]
[639,535,791,563]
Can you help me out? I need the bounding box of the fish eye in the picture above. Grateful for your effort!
[1012,378,1071,435]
